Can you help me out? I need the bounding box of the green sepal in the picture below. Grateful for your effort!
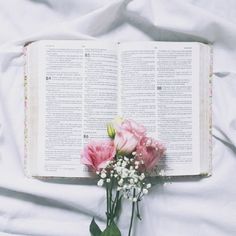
[101,222,121,236]
[90,218,102,236]
[107,123,116,139]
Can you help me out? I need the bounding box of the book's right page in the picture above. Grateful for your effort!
[118,42,211,176]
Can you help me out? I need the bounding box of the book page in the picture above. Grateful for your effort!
[199,44,212,175]
[119,42,201,176]
[34,40,118,177]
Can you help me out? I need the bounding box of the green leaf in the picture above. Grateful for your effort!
[101,222,121,236]
[90,218,102,236]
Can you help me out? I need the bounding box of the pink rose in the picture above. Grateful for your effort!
[114,119,146,154]
[117,119,146,140]
[114,130,139,154]
[81,140,116,172]
[135,137,165,172]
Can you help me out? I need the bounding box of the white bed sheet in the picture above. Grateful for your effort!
[0,0,236,235]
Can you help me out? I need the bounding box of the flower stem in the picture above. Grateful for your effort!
[111,190,119,218]
[106,177,116,226]
[109,181,113,224]
[106,185,109,226]
[128,189,136,236]
[108,183,112,225]
[136,192,142,220]
[136,200,142,220]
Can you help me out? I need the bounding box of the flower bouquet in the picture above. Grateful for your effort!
[81,118,165,236]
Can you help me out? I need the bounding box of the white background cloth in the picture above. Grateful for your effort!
[0,0,236,235]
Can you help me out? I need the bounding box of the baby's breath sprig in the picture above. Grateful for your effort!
[96,154,152,236]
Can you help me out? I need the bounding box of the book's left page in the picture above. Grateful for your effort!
[25,40,118,177]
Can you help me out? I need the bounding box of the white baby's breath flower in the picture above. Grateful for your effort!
[106,178,111,183]
[116,166,122,174]
[129,179,134,184]
[101,172,106,178]
[121,169,129,178]
[132,197,137,202]
[122,173,128,178]
[143,189,148,195]
[130,170,136,176]
[97,179,104,187]
[146,183,152,189]
[118,179,124,186]
[139,173,145,180]
[122,161,127,167]
[123,184,128,190]
[159,170,165,176]
[136,187,141,192]
[128,184,133,190]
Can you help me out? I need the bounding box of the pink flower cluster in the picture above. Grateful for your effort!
[81,140,116,171]
[81,119,165,173]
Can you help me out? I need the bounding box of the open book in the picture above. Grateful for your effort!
[24,40,212,178]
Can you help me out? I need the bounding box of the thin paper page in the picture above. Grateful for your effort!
[119,42,201,176]
[36,40,118,177]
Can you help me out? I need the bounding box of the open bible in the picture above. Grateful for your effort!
[24,40,212,178]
